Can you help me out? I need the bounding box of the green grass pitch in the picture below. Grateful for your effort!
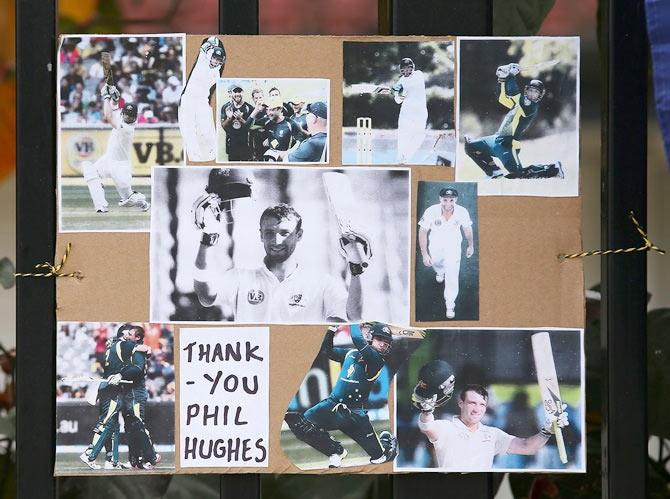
[60,183,151,232]
[55,450,175,475]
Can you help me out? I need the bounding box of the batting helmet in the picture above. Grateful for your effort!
[369,323,393,344]
[400,57,415,77]
[415,360,456,407]
[205,169,253,201]
[210,46,225,69]
[524,79,545,103]
[121,103,138,124]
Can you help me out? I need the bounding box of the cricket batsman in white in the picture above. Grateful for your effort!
[178,36,225,162]
[412,368,569,471]
[83,85,149,213]
[379,57,428,163]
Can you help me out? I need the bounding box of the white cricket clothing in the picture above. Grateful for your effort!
[396,70,428,162]
[419,415,514,471]
[84,118,135,209]
[182,45,221,101]
[179,43,221,161]
[419,203,472,310]
[106,119,135,162]
[215,264,348,323]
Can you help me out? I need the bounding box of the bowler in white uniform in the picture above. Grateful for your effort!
[418,187,474,319]
[179,37,225,162]
[194,204,362,323]
[418,384,568,471]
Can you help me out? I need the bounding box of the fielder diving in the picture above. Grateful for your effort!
[284,323,398,468]
[464,62,564,179]
[83,86,150,213]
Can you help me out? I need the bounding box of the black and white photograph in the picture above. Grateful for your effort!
[281,323,425,470]
[58,34,186,232]
[150,166,410,324]
[342,41,455,166]
[395,328,585,473]
[216,78,330,163]
[179,36,225,163]
[55,322,175,474]
[456,37,579,196]
[415,181,479,322]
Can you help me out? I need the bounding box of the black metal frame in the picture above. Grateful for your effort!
[601,1,648,497]
[15,0,649,498]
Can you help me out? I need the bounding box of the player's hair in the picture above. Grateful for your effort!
[117,323,145,343]
[268,87,280,95]
[251,88,263,98]
[260,204,303,232]
[459,384,489,402]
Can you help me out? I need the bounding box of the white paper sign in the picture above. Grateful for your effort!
[179,327,269,468]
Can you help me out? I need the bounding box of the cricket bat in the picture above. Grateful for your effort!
[61,376,132,406]
[322,172,372,266]
[101,51,114,85]
[350,83,387,94]
[531,332,568,464]
[520,59,559,75]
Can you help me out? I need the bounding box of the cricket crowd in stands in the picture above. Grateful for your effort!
[56,322,175,401]
[59,36,184,126]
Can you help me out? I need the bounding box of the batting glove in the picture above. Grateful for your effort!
[107,373,123,386]
[540,404,569,436]
[411,385,438,413]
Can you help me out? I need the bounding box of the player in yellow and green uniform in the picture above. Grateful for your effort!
[464,63,564,179]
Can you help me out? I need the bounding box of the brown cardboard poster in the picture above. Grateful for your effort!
[54,34,583,476]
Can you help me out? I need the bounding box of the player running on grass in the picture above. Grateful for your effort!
[463,63,564,179]
[284,323,398,468]
[82,85,149,214]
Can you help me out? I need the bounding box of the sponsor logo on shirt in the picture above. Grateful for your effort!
[434,219,442,226]
[289,293,305,307]
[247,289,265,304]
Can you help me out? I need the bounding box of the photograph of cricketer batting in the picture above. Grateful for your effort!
[342,41,455,166]
[456,37,579,197]
[150,166,410,324]
[58,34,186,232]
[55,322,175,475]
[395,328,584,472]
[216,78,329,163]
[282,323,425,470]
[415,181,479,322]
[179,36,225,163]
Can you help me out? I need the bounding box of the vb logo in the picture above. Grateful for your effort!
[247,289,265,304]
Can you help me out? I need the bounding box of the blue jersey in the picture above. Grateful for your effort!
[322,325,385,407]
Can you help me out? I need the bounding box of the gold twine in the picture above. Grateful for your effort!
[560,212,665,259]
[14,243,83,279]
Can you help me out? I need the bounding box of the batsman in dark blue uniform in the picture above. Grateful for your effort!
[464,63,564,179]
[285,323,398,468]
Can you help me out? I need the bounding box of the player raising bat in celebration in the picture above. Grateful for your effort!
[377,58,428,164]
[191,169,366,323]
[179,37,225,162]
[285,324,399,468]
[411,363,569,471]
[83,73,149,213]
[463,62,564,180]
